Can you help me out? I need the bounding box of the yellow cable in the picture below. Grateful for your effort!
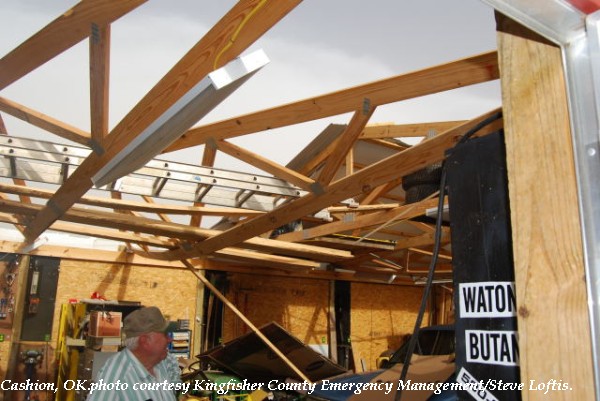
[213,0,269,70]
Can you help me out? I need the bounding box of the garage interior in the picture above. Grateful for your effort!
[0,0,598,400]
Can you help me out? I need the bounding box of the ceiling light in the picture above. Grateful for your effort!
[92,49,269,187]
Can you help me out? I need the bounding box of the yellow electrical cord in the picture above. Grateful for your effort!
[213,0,269,70]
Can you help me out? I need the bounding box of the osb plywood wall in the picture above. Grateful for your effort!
[221,274,426,372]
[350,283,425,371]
[222,273,330,347]
[0,340,11,379]
[52,260,198,341]
[433,285,454,325]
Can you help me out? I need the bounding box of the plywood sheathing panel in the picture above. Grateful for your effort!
[350,283,424,371]
[51,259,198,342]
[222,273,329,348]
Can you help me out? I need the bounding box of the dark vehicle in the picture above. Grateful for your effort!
[309,325,456,401]
[380,324,455,369]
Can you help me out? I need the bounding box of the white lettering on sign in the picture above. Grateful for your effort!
[459,282,517,318]
[466,330,519,366]
[457,367,500,401]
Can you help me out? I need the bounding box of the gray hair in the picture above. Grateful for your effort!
[124,336,140,350]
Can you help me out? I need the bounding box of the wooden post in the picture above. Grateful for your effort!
[496,13,595,400]
[181,260,312,383]
[328,281,338,363]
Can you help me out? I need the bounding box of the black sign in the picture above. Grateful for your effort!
[446,131,521,401]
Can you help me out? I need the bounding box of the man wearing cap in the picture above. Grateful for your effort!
[87,306,182,401]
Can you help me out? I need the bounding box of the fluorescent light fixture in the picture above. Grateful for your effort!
[92,49,270,187]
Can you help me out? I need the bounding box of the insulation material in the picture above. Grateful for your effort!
[52,260,198,342]
[222,273,329,351]
[350,283,425,371]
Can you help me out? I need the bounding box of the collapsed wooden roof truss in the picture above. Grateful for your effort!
[0,0,501,284]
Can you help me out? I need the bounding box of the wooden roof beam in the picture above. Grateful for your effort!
[182,247,321,271]
[354,178,403,207]
[286,123,347,176]
[167,50,499,151]
[89,22,111,144]
[361,121,467,139]
[395,229,451,251]
[317,106,375,186]
[0,212,175,248]
[0,241,201,270]
[0,0,146,91]
[0,211,318,271]
[0,241,414,284]
[22,0,303,243]
[276,197,441,242]
[209,138,316,192]
[0,182,262,217]
[2,197,351,263]
[0,97,90,145]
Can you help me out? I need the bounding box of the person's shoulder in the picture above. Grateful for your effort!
[102,349,129,365]
[94,349,130,379]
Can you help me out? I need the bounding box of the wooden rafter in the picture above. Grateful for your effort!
[0,97,90,145]
[361,121,466,139]
[209,139,316,191]
[1,197,350,262]
[167,51,499,151]
[394,228,451,251]
[0,211,175,248]
[286,124,347,176]
[358,178,404,205]
[328,203,401,213]
[276,197,441,242]
[0,182,262,217]
[0,209,319,271]
[89,22,111,143]
[317,107,375,186]
[297,133,344,179]
[0,241,414,285]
